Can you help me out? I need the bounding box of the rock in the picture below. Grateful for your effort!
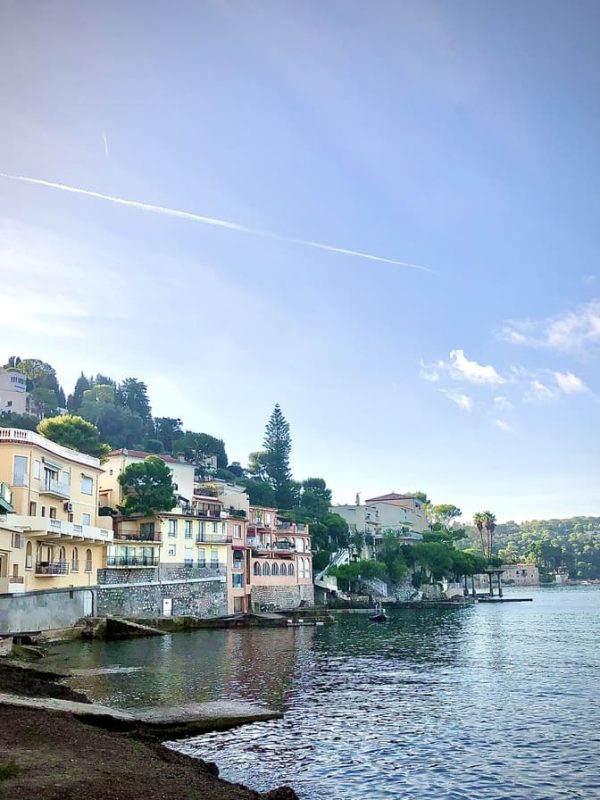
[261,787,299,800]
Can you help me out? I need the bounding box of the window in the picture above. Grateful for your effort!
[233,524,242,539]
[168,519,177,537]
[85,549,92,572]
[288,563,294,576]
[41,506,46,517]
[25,542,32,570]
[12,532,22,549]
[13,455,28,486]
[212,521,218,533]
[33,460,40,480]
[272,562,279,576]
[82,513,91,526]
[140,522,156,541]
[233,551,244,569]
[197,548,206,568]
[210,549,219,567]
[29,501,37,516]
[262,562,270,576]
[168,545,176,557]
[58,546,66,563]
[49,507,57,519]
[80,476,93,495]
[6,400,12,408]
[72,547,79,571]
[253,562,261,576]
[232,574,244,588]
[280,563,287,576]
[184,520,193,538]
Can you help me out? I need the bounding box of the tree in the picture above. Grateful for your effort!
[482,511,497,559]
[9,358,59,393]
[67,373,91,412]
[29,387,59,419]
[300,478,332,519]
[0,411,38,431]
[117,378,152,422]
[262,403,294,509]
[247,450,269,480]
[153,417,183,453]
[118,456,177,516]
[473,512,487,553]
[37,415,110,460]
[177,431,228,469]
[378,532,408,583]
[227,462,244,477]
[79,384,145,449]
[240,478,277,507]
[433,504,462,529]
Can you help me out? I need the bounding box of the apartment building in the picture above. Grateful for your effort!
[0,368,28,414]
[248,506,314,609]
[0,428,111,593]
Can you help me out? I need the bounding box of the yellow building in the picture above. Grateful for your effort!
[0,428,112,593]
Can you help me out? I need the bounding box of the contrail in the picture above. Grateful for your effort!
[102,133,109,157]
[0,173,434,273]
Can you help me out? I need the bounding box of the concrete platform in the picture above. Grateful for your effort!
[0,692,282,739]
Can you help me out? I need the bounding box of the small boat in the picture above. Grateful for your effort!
[369,602,388,622]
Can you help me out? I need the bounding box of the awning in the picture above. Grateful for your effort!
[0,497,15,513]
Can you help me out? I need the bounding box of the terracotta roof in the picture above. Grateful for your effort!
[365,493,418,503]
[109,449,180,464]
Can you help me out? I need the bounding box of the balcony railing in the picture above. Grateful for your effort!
[196,533,232,544]
[36,561,69,575]
[106,555,159,567]
[114,532,162,543]
[40,479,71,499]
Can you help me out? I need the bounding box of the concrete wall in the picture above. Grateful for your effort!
[0,586,93,634]
[95,576,228,618]
[250,582,314,610]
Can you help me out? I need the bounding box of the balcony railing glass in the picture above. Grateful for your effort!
[36,561,69,575]
[106,555,159,567]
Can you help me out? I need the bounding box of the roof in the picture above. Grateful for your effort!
[109,449,180,464]
[365,493,418,503]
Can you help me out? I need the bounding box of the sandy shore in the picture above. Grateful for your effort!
[0,660,298,800]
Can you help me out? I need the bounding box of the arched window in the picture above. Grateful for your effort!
[272,562,279,576]
[58,546,66,563]
[296,537,305,552]
[288,562,294,576]
[72,547,79,571]
[85,548,92,572]
[299,558,305,579]
[25,541,32,570]
[46,545,53,563]
[262,562,270,576]
[253,561,261,576]
[280,563,287,576]
[36,543,43,564]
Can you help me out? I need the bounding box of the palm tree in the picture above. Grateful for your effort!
[482,511,497,560]
[473,512,486,554]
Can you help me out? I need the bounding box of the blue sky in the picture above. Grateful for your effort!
[1,0,598,522]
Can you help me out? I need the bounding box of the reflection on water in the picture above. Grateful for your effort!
[49,588,600,799]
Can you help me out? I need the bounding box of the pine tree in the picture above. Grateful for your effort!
[67,373,91,412]
[262,403,294,509]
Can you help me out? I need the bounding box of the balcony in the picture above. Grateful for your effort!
[8,516,113,544]
[196,533,232,544]
[0,428,100,468]
[114,531,162,544]
[40,478,70,499]
[106,555,159,568]
[36,561,69,576]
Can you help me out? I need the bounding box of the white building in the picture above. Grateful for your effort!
[331,492,426,553]
[0,369,28,414]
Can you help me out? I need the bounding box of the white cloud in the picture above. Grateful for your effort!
[501,300,600,353]
[493,396,513,411]
[553,371,588,394]
[440,388,473,411]
[448,349,505,384]
[524,379,556,403]
[494,419,512,432]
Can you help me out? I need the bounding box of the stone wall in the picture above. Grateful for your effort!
[250,583,314,610]
[0,587,93,635]
[95,577,228,619]
[97,568,158,585]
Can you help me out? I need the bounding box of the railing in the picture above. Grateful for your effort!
[193,508,223,519]
[0,428,100,468]
[196,533,232,544]
[41,478,70,498]
[36,561,69,575]
[114,532,162,543]
[106,555,159,567]
[9,576,24,584]
[8,516,113,543]
[197,560,225,570]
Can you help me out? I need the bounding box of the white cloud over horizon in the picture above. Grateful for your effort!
[501,299,600,354]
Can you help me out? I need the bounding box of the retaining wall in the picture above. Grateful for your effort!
[95,577,228,619]
[0,587,93,634]
[250,583,314,610]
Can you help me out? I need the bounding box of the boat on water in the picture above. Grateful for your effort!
[369,602,388,622]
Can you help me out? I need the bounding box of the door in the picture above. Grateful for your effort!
[83,591,93,617]
[162,598,173,617]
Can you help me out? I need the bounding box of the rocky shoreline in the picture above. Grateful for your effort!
[0,658,298,800]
